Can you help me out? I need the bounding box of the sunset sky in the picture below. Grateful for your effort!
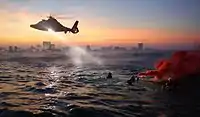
[0,0,199,48]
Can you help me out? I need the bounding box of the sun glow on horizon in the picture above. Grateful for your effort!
[0,1,199,47]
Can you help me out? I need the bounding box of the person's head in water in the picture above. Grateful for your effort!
[127,75,139,85]
[107,72,112,79]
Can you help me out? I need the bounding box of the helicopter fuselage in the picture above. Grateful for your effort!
[30,17,78,34]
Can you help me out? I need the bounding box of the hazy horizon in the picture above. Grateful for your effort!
[0,41,197,50]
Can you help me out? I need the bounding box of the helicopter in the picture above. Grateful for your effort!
[30,15,79,34]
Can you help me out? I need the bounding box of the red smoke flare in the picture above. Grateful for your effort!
[138,50,200,82]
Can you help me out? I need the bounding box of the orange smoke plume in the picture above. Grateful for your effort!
[138,50,200,82]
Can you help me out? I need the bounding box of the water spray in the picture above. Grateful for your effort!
[47,28,103,67]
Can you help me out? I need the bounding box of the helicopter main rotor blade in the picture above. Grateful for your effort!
[56,16,74,19]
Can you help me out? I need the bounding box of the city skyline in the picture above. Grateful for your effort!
[0,0,199,48]
[0,41,147,53]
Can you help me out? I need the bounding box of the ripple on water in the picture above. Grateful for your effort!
[98,92,126,97]
[0,102,19,107]
[68,107,130,117]
[63,95,94,100]
[0,76,12,79]
[24,86,57,94]
[34,82,46,87]
[0,58,195,117]
[0,92,21,98]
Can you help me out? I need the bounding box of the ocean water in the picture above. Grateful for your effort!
[0,50,199,117]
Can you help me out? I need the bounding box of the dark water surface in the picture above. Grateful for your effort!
[0,51,199,117]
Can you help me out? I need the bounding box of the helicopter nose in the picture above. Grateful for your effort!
[30,24,35,28]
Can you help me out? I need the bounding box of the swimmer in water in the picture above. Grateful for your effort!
[162,77,173,90]
[127,75,136,85]
[106,72,112,79]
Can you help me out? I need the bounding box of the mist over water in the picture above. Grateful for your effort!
[48,29,103,67]
[68,46,103,66]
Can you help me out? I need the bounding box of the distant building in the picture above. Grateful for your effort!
[131,47,137,50]
[36,45,42,49]
[0,47,6,52]
[50,44,55,50]
[43,41,51,50]
[35,44,42,51]
[101,46,113,51]
[113,46,127,51]
[138,43,144,50]
[36,45,41,48]
[28,46,36,52]
[14,46,18,52]
[86,45,91,51]
[9,46,13,52]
